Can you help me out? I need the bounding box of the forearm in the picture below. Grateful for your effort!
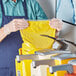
[0,27,8,42]
[0,19,28,42]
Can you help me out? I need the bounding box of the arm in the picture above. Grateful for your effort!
[0,4,7,42]
[0,27,7,42]
[0,19,28,42]
[31,0,48,20]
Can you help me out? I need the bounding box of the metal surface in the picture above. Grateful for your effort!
[51,54,76,60]
[49,64,73,74]
[32,59,55,68]
[35,50,71,55]
[16,50,71,62]
[16,54,57,62]
[16,54,39,62]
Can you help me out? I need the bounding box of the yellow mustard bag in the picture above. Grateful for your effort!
[20,20,56,55]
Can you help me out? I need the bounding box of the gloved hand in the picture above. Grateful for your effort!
[49,18,63,31]
[4,19,28,35]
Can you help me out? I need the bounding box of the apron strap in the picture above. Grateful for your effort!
[0,0,5,15]
[22,0,28,19]
[0,0,28,18]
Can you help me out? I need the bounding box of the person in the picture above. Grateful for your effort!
[0,0,63,76]
[57,0,75,24]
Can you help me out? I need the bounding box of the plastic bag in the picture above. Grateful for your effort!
[20,20,56,54]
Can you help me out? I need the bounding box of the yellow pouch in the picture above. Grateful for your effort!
[20,20,56,54]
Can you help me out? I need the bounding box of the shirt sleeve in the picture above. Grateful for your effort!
[0,5,2,28]
[31,0,48,20]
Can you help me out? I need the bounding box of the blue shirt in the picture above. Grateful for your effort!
[0,0,48,27]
